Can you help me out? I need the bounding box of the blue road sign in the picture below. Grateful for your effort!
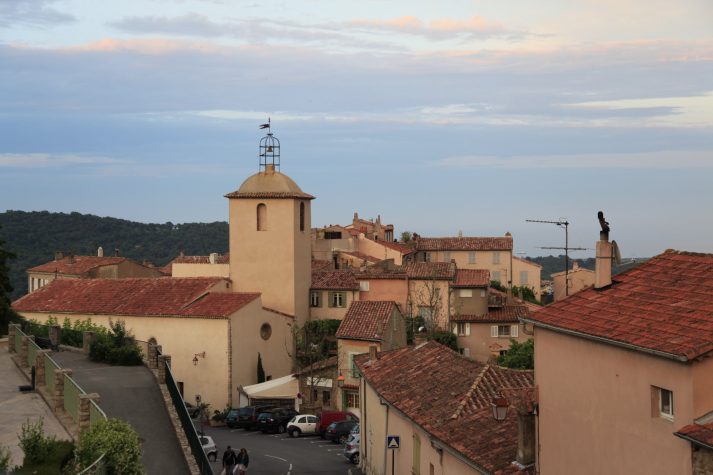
[387,435,400,449]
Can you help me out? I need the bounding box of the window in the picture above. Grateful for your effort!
[492,271,501,282]
[297,416,307,424]
[308,415,318,423]
[459,289,473,298]
[456,322,470,336]
[418,307,433,320]
[349,353,360,378]
[655,387,674,420]
[443,251,451,262]
[492,325,512,337]
[257,203,267,231]
[424,252,431,262]
[468,251,476,264]
[260,323,272,340]
[299,202,305,232]
[322,391,331,406]
[310,291,322,307]
[346,391,360,409]
[329,291,346,308]
[324,231,342,239]
[520,270,529,285]
[359,281,370,292]
[492,252,501,264]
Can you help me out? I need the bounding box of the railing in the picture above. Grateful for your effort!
[64,374,83,423]
[77,453,106,475]
[14,330,22,354]
[162,356,214,475]
[89,400,107,428]
[45,353,59,392]
[27,338,39,367]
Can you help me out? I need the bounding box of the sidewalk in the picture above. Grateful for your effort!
[0,339,71,468]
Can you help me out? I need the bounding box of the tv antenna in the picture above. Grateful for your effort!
[526,218,590,297]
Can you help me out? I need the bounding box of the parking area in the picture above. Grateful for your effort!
[197,424,362,475]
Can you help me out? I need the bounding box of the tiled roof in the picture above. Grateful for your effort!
[356,341,534,473]
[675,421,713,450]
[339,251,381,263]
[513,256,542,268]
[525,250,713,361]
[336,301,397,341]
[28,256,127,275]
[404,262,456,280]
[354,265,408,280]
[368,238,414,255]
[224,191,315,200]
[453,305,530,323]
[298,356,337,374]
[311,260,332,272]
[311,270,359,290]
[416,237,513,252]
[453,269,490,287]
[160,254,229,274]
[13,277,259,318]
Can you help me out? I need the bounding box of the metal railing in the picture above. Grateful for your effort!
[64,373,83,423]
[14,330,22,354]
[45,353,59,392]
[77,453,106,475]
[27,337,39,367]
[89,399,107,428]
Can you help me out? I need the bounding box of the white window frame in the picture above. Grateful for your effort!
[329,291,346,308]
[468,251,476,264]
[658,387,674,420]
[497,325,511,337]
[359,281,370,292]
[310,291,321,307]
[455,322,470,336]
[459,289,473,298]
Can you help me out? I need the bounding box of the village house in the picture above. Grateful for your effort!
[309,270,360,321]
[27,249,162,293]
[334,300,407,418]
[347,212,394,242]
[355,341,535,475]
[522,219,713,475]
[550,260,594,301]
[161,252,230,278]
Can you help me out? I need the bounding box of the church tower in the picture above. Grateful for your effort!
[225,123,313,326]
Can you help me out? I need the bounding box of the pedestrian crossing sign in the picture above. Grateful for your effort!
[387,435,400,449]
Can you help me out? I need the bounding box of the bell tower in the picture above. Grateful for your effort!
[225,122,313,325]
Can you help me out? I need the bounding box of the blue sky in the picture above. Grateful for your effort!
[1,0,712,257]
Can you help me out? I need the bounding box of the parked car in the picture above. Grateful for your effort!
[225,409,240,428]
[317,411,359,438]
[350,423,359,435]
[343,433,360,465]
[234,405,275,430]
[185,402,200,419]
[258,408,299,434]
[200,435,217,462]
[287,414,319,437]
[325,420,359,444]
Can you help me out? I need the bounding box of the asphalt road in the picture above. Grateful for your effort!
[199,424,362,475]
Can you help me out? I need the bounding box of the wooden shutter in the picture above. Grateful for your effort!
[465,323,471,336]
[491,325,498,337]
[511,325,519,337]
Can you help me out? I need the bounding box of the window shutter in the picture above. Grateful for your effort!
[511,325,519,337]
[465,323,471,336]
[491,325,498,337]
[452,324,458,335]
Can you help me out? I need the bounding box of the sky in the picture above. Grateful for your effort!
[1,0,712,258]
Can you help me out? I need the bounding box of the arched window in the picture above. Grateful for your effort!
[300,202,305,232]
[257,203,267,231]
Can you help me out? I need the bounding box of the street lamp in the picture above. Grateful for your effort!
[337,373,345,388]
[491,396,509,421]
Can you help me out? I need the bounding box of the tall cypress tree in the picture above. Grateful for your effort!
[257,352,266,383]
[0,224,20,335]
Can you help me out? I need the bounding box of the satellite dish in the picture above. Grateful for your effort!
[612,240,622,266]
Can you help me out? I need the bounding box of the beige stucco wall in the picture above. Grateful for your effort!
[513,257,542,299]
[552,268,595,301]
[309,290,358,321]
[408,280,450,329]
[428,250,512,284]
[229,299,295,407]
[171,263,230,278]
[229,198,311,326]
[358,279,408,311]
[451,288,488,316]
[535,327,696,475]
[357,236,404,265]
[382,308,407,352]
[456,323,529,363]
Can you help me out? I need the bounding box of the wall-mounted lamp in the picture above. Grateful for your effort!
[491,396,509,421]
[337,373,345,388]
[193,351,206,366]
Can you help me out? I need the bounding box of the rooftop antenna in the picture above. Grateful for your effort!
[526,218,589,297]
[258,118,280,173]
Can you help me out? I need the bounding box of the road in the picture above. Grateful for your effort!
[199,424,362,475]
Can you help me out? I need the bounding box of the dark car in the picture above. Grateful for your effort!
[325,420,358,444]
[184,402,201,419]
[225,409,240,428]
[233,405,275,430]
[257,408,299,434]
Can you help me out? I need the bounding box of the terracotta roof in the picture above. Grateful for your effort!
[368,238,414,255]
[28,256,127,275]
[404,262,456,280]
[311,260,332,272]
[453,305,530,323]
[298,355,337,374]
[224,191,315,199]
[675,421,713,450]
[525,250,713,361]
[13,277,258,318]
[416,237,513,252]
[453,269,490,287]
[356,341,534,473]
[513,256,542,268]
[161,253,230,274]
[354,265,408,280]
[311,270,359,290]
[339,251,381,263]
[336,301,398,341]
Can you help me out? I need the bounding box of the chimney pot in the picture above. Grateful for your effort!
[369,345,378,362]
[114,248,120,257]
[54,251,64,261]
[209,253,218,264]
[97,246,104,258]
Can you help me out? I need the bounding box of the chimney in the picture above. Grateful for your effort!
[67,253,75,264]
[369,345,378,362]
[572,260,579,271]
[54,251,64,261]
[114,248,120,257]
[458,230,463,238]
[209,252,218,264]
[97,246,104,257]
[516,412,536,466]
[595,211,612,289]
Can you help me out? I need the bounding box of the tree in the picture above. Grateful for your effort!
[0,224,21,336]
[497,339,534,369]
[400,231,413,242]
[257,352,266,383]
[287,320,339,406]
[76,418,143,475]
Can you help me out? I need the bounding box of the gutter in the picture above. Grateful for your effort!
[673,431,713,451]
[521,318,689,363]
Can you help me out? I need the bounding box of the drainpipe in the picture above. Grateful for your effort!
[380,397,389,474]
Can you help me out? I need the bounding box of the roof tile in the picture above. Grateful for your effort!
[335,301,397,341]
[416,237,513,252]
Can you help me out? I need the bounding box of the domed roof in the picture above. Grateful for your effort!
[225,168,315,200]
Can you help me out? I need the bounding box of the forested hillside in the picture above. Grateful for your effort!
[527,255,647,281]
[0,211,228,299]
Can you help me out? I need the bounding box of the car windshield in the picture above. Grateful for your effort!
[327,422,337,429]
[239,407,253,416]
[227,410,238,417]
[289,416,297,423]
[351,424,359,434]
[257,412,271,420]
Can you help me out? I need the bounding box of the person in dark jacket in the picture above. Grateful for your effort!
[236,447,250,474]
[222,445,237,474]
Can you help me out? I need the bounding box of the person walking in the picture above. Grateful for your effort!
[222,445,237,475]
[236,447,250,474]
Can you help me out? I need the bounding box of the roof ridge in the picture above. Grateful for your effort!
[450,363,490,420]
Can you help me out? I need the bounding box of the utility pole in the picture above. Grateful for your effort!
[526,219,588,297]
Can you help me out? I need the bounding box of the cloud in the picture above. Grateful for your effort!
[0,0,75,28]
[348,15,524,40]
[0,153,121,167]
[433,151,713,169]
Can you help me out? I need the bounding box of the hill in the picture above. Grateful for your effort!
[0,210,228,300]
[527,254,648,281]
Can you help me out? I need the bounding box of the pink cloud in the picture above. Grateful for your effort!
[348,15,516,40]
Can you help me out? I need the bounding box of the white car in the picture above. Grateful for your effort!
[287,414,319,437]
[200,435,217,462]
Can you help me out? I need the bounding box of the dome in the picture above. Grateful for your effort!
[225,167,315,200]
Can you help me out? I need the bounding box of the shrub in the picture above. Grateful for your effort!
[88,320,143,366]
[429,331,458,351]
[108,345,143,366]
[0,445,11,472]
[76,418,144,475]
[18,417,56,465]
[498,339,534,369]
[211,405,231,422]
